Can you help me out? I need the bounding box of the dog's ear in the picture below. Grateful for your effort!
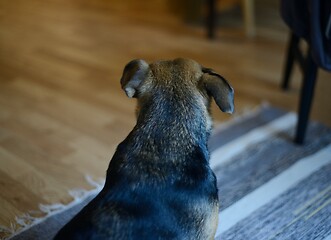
[120,59,149,98]
[201,68,234,114]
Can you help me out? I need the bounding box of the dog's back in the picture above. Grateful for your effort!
[54,58,234,240]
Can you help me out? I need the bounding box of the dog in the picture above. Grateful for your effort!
[54,58,234,240]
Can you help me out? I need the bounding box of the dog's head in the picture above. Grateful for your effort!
[121,58,234,119]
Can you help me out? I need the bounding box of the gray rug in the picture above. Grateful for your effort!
[9,105,331,240]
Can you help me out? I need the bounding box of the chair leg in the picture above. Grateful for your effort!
[242,0,256,37]
[281,33,300,90]
[295,49,318,144]
[207,0,216,39]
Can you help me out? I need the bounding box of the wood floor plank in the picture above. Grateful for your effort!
[0,147,70,203]
[0,170,42,214]
[0,198,24,229]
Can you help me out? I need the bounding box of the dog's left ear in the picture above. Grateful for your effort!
[120,59,149,98]
[201,68,234,114]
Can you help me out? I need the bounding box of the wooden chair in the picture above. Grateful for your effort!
[281,0,331,144]
[281,33,318,144]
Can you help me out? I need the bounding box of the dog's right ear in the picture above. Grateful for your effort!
[201,68,234,114]
[120,59,149,98]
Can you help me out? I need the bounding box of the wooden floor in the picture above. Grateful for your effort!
[0,0,330,237]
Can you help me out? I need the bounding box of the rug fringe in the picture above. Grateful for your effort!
[0,175,104,240]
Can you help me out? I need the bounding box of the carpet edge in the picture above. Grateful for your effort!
[1,176,104,240]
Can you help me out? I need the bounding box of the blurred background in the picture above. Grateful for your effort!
[0,0,330,236]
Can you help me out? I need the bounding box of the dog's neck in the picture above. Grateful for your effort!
[105,95,212,185]
[126,95,212,161]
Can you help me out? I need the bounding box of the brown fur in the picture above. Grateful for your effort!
[54,58,234,240]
